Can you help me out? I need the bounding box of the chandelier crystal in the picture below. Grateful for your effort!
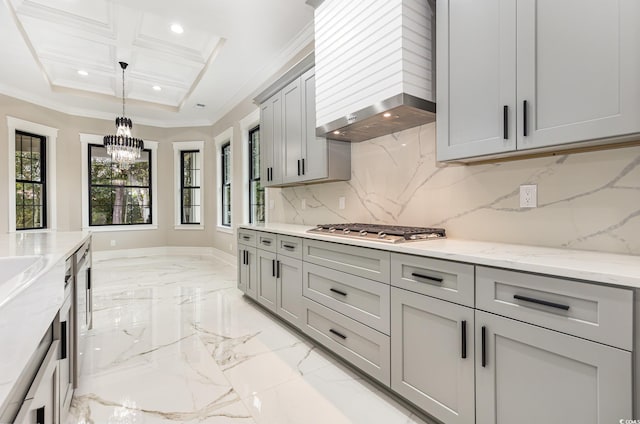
[103,62,144,167]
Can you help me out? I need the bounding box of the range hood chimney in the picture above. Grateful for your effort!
[311,0,436,142]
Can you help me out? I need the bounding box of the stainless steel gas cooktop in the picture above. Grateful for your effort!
[307,223,446,244]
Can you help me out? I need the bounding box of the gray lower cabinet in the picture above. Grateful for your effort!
[475,310,632,424]
[256,249,277,313]
[237,246,257,299]
[276,255,303,328]
[14,341,60,424]
[391,287,475,424]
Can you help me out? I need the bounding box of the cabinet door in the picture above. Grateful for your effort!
[436,0,517,161]
[256,249,277,313]
[476,310,632,423]
[391,288,474,424]
[260,93,282,186]
[58,297,73,417]
[237,247,248,294]
[517,0,640,150]
[245,247,257,300]
[276,255,303,328]
[281,78,304,184]
[15,341,60,424]
[300,68,328,182]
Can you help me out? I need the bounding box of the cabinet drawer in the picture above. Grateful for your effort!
[257,232,277,252]
[303,262,390,334]
[391,253,475,307]
[303,298,390,386]
[238,229,256,247]
[303,239,390,283]
[476,267,633,350]
[276,234,303,259]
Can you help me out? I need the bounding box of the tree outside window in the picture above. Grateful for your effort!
[221,142,231,227]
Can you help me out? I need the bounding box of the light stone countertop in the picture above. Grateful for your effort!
[239,223,640,289]
[0,231,90,415]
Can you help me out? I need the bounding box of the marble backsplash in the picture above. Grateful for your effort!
[268,123,640,255]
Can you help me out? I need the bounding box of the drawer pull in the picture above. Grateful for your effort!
[411,272,443,284]
[261,239,272,246]
[481,326,487,368]
[60,321,67,360]
[329,288,347,297]
[513,294,570,311]
[36,406,45,424]
[242,235,250,240]
[461,320,467,359]
[282,244,296,250]
[329,329,347,340]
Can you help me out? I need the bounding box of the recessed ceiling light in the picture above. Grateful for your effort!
[383,112,392,118]
[152,85,162,91]
[170,23,184,34]
[78,70,89,76]
[333,130,341,135]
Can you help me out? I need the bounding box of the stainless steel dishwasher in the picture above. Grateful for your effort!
[74,240,91,386]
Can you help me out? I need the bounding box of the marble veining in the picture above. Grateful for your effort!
[67,254,428,424]
[269,123,640,255]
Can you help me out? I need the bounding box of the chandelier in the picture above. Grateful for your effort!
[103,61,144,167]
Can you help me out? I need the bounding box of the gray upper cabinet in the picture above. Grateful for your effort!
[257,59,351,187]
[260,92,282,186]
[437,0,640,162]
[475,310,632,423]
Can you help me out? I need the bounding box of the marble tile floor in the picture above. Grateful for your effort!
[67,253,429,424]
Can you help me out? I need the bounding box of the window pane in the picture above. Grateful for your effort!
[222,184,231,226]
[89,144,152,227]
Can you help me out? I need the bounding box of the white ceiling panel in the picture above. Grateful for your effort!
[0,0,315,127]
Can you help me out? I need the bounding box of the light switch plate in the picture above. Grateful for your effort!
[520,184,537,208]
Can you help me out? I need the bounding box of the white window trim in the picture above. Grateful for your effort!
[239,109,260,225]
[80,133,159,232]
[172,141,204,231]
[215,127,233,234]
[7,117,58,233]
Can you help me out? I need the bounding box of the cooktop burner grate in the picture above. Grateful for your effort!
[309,223,446,243]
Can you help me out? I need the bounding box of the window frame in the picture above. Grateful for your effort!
[87,143,153,227]
[248,125,264,224]
[215,127,233,233]
[221,141,231,228]
[80,134,159,232]
[7,117,58,233]
[172,141,205,230]
[14,131,48,231]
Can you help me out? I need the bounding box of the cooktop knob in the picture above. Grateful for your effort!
[359,230,368,237]
[343,228,350,234]
[378,232,387,239]
[329,227,336,233]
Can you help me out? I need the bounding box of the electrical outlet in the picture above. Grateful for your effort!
[301,199,306,210]
[338,196,346,210]
[110,240,116,247]
[520,184,537,208]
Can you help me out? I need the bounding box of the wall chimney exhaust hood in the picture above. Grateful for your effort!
[311,0,436,142]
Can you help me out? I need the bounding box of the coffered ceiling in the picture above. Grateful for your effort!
[0,0,314,127]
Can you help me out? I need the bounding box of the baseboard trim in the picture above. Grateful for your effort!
[93,246,236,267]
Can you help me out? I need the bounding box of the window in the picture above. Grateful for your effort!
[248,126,264,223]
[7,117,58,232]
[15,131,47,230]
[221,141,231,227]
[173,141,204,229]
[88,144,152,226]
[181,151,201,224]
